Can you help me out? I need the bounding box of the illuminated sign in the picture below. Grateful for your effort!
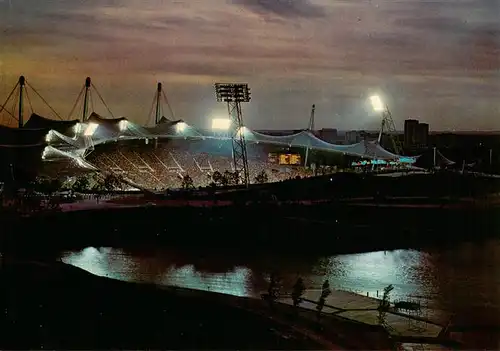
[278,154,301,165]
[289,154,301,165]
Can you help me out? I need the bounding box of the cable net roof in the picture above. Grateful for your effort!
[87,112,127,125]
[1,113,417,163]
[120,120,414,161]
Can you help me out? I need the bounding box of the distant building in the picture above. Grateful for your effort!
[404,119,429,149]
[318,128,338,143]
[345,131,361,144]
[404,119,419,148]
[417,123,429,147]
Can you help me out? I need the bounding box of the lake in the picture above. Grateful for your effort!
[61,239,500,329]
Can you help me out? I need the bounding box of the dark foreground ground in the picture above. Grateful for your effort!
[5,201,500,257]
[0,260,397,350]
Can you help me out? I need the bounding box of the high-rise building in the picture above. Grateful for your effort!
[404,119,429,149]
[416,123,429,147]
[404,119,419,148]
[318,128,338,143]
[345,131,361,144]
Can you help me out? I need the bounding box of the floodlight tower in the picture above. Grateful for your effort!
[370,95,403,155]
[214,83,251,186]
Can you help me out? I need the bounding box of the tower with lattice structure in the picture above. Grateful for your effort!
[214,83,251,186]
[378,108,403,155]
[369,95,403,156]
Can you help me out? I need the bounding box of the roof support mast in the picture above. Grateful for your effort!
[82,77,91,122]
[304,104,315,168]
[308,104,315,131]
[155,82,162,125]
[18,76,25,128]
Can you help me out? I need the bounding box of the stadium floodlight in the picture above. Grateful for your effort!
[45,130,53,143]
[211,118,231,130]
[41,146,49,160]
[215,83,251,103]
[175,121,187,133]
[236,126,248,137]
[214,83,251,187]
[84,122,99,136]
[370,95,385,112]
[118,120,128,132]
[74,123,82,134]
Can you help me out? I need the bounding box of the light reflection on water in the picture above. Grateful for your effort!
[61,247,428,301]
[62,247,252,297]
[319,250,430,300]
[61,240,500,325]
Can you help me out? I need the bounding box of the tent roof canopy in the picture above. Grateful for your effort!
[117,121,416,161]
[87,112,127,125]
[24,113,79,131]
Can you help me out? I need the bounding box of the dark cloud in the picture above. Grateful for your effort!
[1,0,499,130]
[231,0,326,18]
[393,17,471,34]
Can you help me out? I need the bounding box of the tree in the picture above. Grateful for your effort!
[377,284,393,326]
[212,171,223,186]
[267,272,281,308]
[221,171,231,186]
[181,174,194,190]
[292,277,306,308]
[92,180,106,193]
[72,175,90,193]
[316,280,332,320]
[231,171,240,185]
[254,170,269,184]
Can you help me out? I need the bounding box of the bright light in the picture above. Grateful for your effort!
[74,123,82,134]
[118,120,128,131]
[45,130,53,142]
[370,95,385,112]
[42,146,49,160]
[84,122,99,136]
[175,122,187,133]
[211,118,231,130]
[236,126,248,137]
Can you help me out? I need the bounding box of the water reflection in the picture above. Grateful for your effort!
[62,247,429,301]
[61,240,500,328]
[318,250,430,301]
[161,265,251,297]
[61,247,252,296]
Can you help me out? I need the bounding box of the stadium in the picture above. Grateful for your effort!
[0,77,416,192]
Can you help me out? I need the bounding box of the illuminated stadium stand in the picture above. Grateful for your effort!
[1,113,417,189]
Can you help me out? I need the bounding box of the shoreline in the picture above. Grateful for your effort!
[1,258,462,350]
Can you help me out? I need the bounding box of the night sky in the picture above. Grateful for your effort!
[0,0,499,131]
